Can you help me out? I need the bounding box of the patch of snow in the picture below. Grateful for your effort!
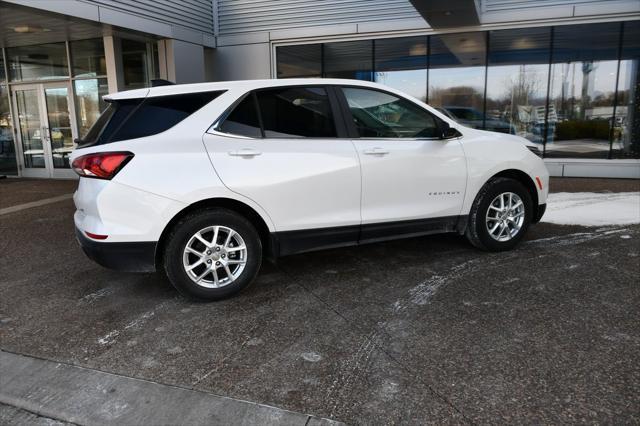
[543,192,640,226]
[301,352,322,362]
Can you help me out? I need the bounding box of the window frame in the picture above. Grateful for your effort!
[210,84,349,139]
[334,85,454,140]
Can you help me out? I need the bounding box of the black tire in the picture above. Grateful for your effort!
[465,177,533,252]
[163,208,262,301]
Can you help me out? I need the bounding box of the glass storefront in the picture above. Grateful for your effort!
[122,39,159,90]
[429,32,486,127]
[0,83,18,175]
[1,36,159,177]
[546,23,620,158]
[614,20,640,159]
[487,27,550,142]
[324,40,373,81]
[1,51,18,175]
[7,42,69,82]
[276,43,322,78]
[374,36,427,102]
[71,38,107,78]
[74,78,108,138]
[276,20,640,159]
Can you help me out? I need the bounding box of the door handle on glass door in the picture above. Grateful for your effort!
[363,147,389,155]
[228,149,262,157]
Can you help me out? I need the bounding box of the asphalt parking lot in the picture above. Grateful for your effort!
[1,178,639,424]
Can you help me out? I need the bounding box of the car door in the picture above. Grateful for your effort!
[338,86,467,240]
[202,85,361,251]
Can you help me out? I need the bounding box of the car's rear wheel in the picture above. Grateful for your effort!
[465,177,533,251]
[163,208,262,300]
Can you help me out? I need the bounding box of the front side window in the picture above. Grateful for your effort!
[256,87,336,138]
[342,87,440,138]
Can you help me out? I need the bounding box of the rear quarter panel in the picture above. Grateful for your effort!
[70,89,276,242]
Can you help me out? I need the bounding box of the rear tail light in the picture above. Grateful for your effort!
[85,231,108,240]
[71,152,134,180]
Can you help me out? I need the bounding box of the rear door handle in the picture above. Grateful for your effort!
[363,147,389,156]
[228,148,262,157]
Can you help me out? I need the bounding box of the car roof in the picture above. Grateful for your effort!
[105,78,391,101]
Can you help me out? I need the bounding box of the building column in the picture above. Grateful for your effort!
[103,35,124,93]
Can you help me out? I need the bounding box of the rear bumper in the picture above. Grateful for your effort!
[75,227,157,273]
[533,203,547,224]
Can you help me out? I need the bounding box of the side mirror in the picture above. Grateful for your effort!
[440,121,461,139]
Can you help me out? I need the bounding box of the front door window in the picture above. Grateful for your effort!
[342,87,441,138]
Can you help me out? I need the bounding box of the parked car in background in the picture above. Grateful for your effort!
[437,106,516,134]
[70,79,548,301]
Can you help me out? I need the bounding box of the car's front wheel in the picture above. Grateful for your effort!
[163,208,262,301]
[465,177,533,251]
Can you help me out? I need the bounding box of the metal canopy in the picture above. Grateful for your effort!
[409,0,480,28]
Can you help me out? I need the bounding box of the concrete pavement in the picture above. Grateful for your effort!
[0,177,638,424]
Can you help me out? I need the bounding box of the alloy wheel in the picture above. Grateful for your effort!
[485,192,525,242]
[182,225,247,288]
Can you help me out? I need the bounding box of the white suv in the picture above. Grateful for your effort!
[70,79,548,300]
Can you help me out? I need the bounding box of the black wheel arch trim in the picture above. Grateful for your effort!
[490,169,541,223]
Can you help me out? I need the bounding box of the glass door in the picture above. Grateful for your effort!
[12,82,77,178]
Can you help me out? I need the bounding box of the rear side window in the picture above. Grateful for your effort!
[217,95,262,138]
[78,90,224,147]
[257,87,336,138]
[215,86,337,138]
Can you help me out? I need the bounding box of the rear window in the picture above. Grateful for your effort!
[78,90,224,147]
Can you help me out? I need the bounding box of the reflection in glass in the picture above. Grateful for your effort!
[7,43,68,81]
[45,87,74,168]
[324,40,373,80]
[546,23,620,158]
[16,89,45,168]
[429,32,486,129]
[277,44,322,78]
[374,37,427,102]
[486,28,550,140]
[152,42,160,80]
[71,39,106,77]
[122,39,154,90]
[74,78,108,138]
[613,21,640,159]
[0,52,5,81]
[0,85,18,175]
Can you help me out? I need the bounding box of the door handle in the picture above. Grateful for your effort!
[228,148,262,157]
[363,147,389,156]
